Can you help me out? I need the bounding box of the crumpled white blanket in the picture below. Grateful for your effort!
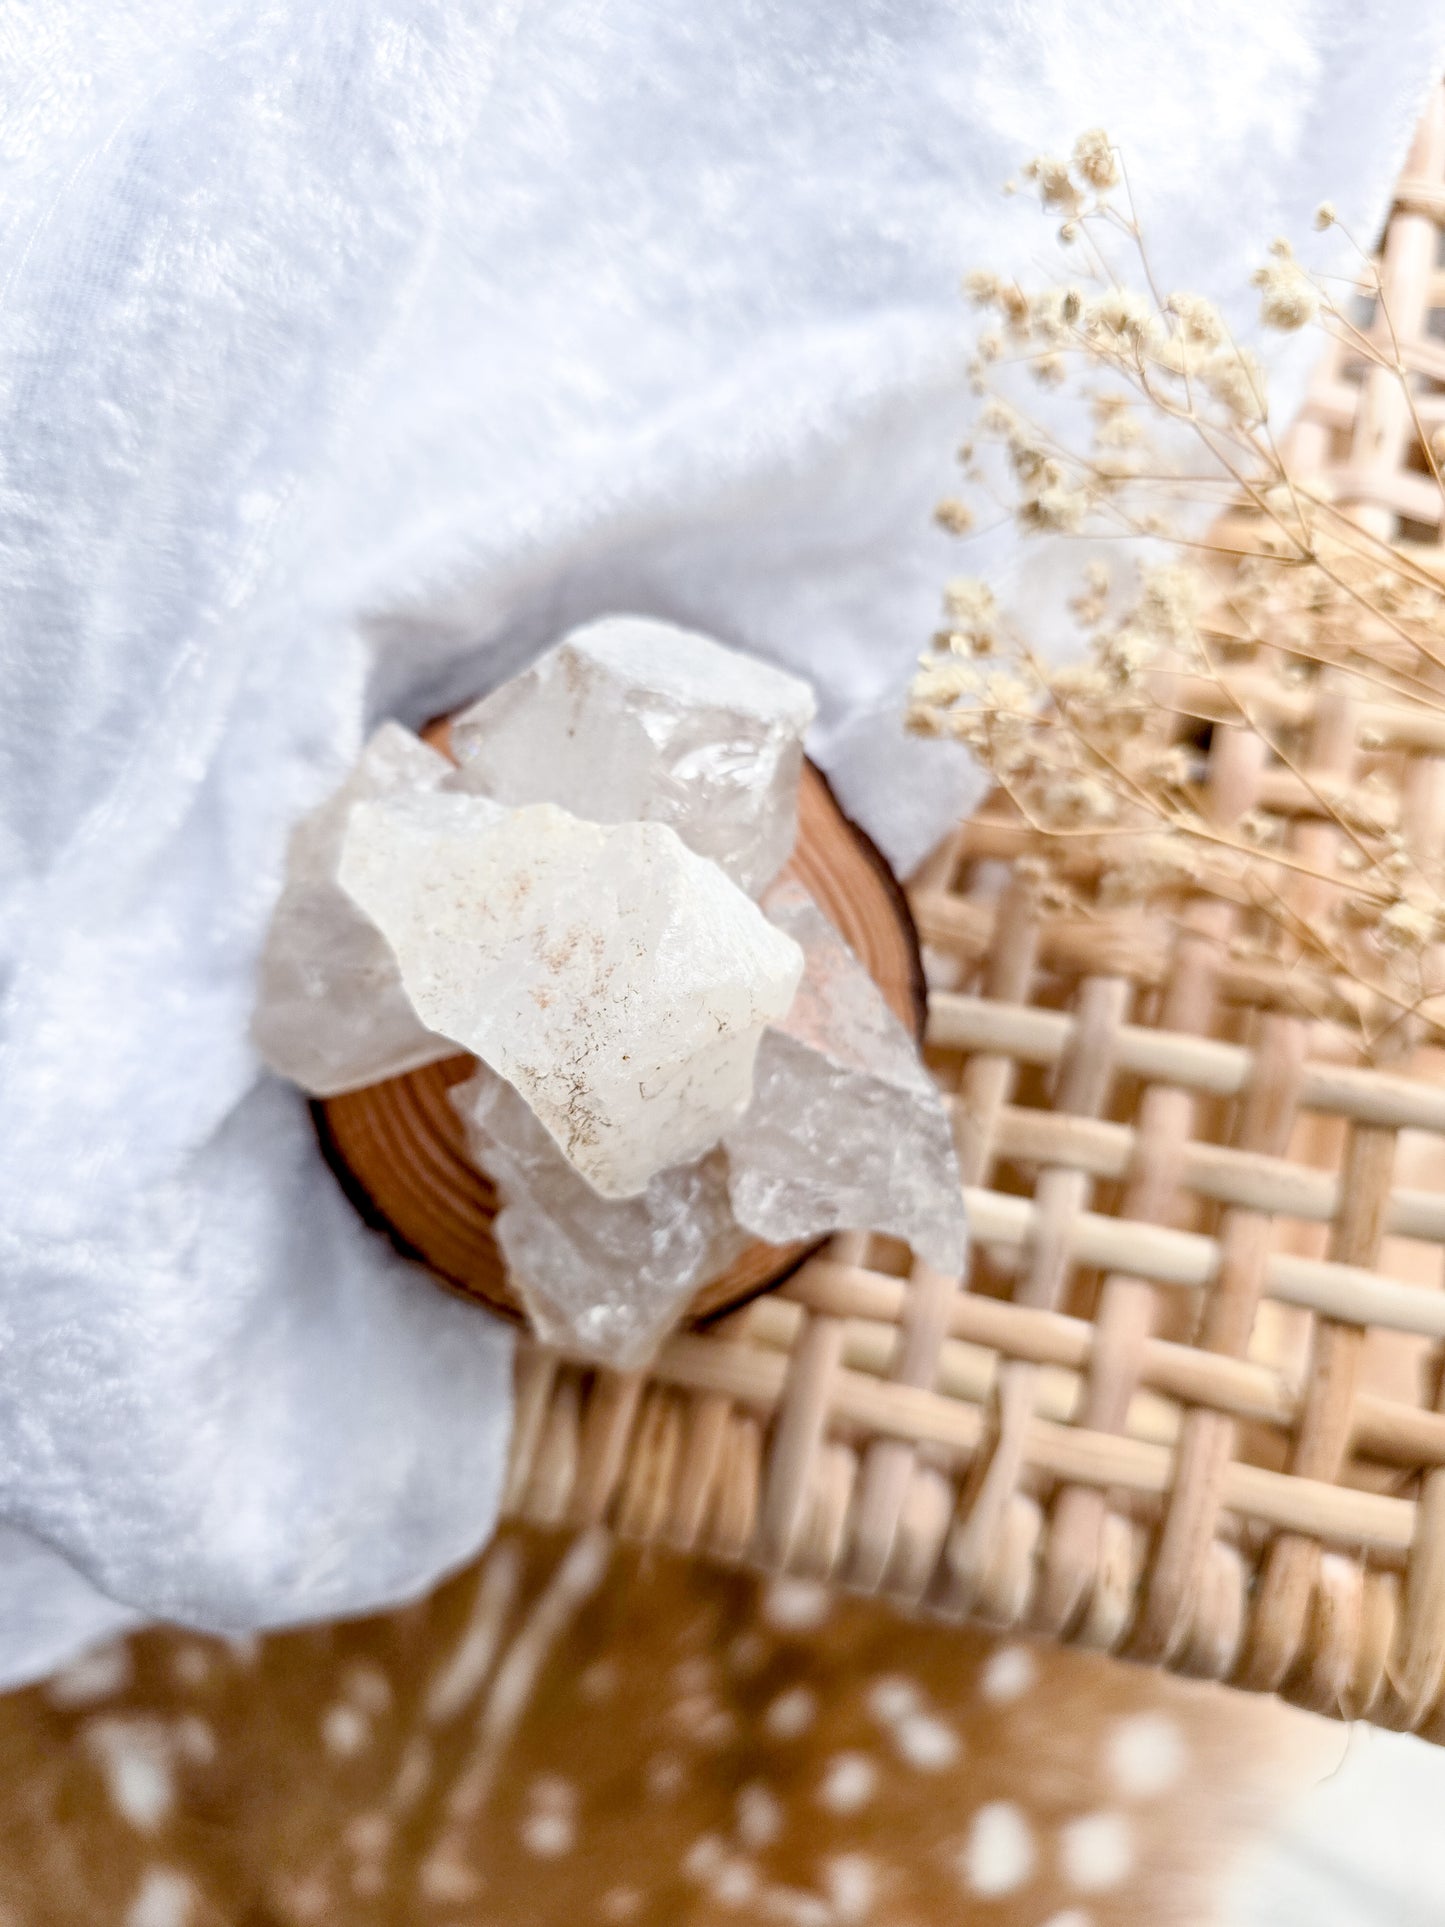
[0,0,1439,1688]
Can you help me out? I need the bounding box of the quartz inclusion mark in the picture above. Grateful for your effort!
[726,880,966,1277]
[446,615,816,897]
[251,723,455,1097]
[337,791,804,1199]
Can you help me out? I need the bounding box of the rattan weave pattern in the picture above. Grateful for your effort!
[499,90,1445,1735]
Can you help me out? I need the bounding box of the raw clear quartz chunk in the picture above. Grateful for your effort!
[337,792,804,1197]
[446,616,817,896]
[251,724,455,1096]
[725,881,967,1276]
[452,1065,749,1366]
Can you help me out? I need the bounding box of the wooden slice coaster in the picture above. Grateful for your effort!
[317,730,924,1329]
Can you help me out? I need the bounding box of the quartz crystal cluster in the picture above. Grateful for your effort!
[727,881,967,1279]
[447,617,817,896]
[252,723,456,1096]
[253,616,965,1365]
[338,794,802,1197]
[452,1063,751,1363]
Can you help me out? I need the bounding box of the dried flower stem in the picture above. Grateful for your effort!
[910,139,1445,1054]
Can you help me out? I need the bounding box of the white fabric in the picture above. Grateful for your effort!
[1227,1724,1445,1926]
[0,0,1440,1684]
[0,1528,140,1695]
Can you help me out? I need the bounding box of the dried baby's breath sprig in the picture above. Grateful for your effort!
[1253,246,1319,331]
[912,137,1445,1056]
[1071,128,1122,194]
[941,576,1000,647]
[1022,155,1083,218]
[934,496,976,535]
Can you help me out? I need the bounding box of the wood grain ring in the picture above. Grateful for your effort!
[316,725,924,1330]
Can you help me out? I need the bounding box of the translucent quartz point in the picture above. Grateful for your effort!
[452,1065,749,1367]
[724,881,967,1275]
[446,616,817,896]
[338,792,804,1197]
[251,724,455,1096]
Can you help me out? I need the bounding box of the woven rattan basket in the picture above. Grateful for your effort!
[470,96,1445,1740]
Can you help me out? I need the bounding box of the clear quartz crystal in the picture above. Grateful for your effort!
[337,791,804,1198]
[446,616,817,896]
[251,723,456,1096]
[724,881,967,1276]
[452,1065,750,1367]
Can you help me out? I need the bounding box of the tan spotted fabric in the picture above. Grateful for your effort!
[0,1527,1330,1925]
